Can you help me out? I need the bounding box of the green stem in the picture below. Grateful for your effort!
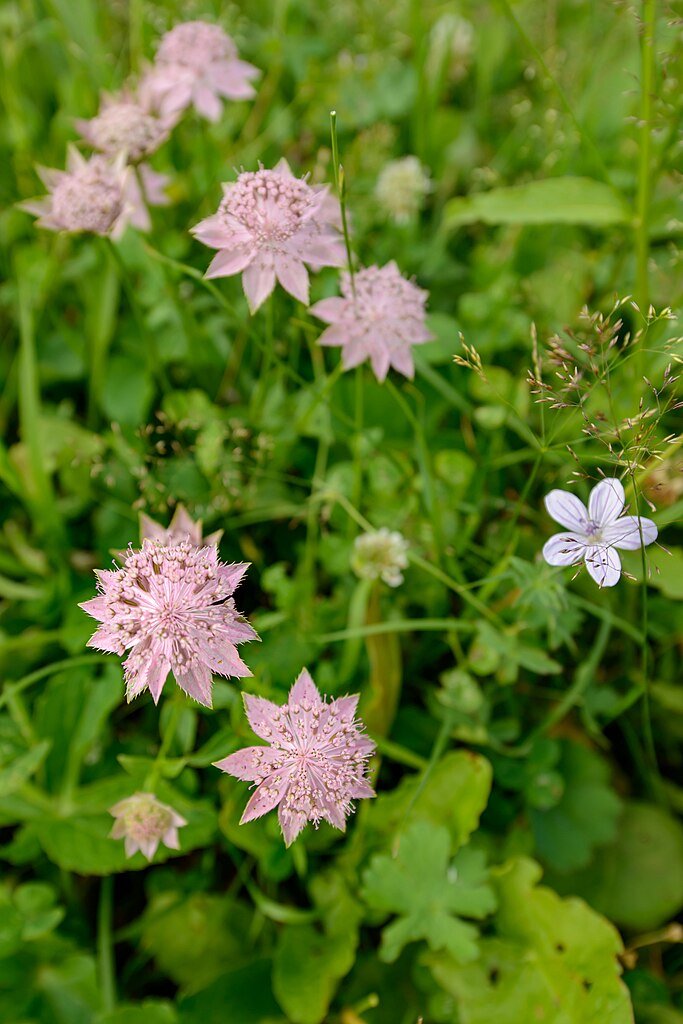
[329,110,355,293]
[97,876,116,1012]
[396,708,456,843]
[635,0,656,320]
[0,655,111,712]
[144,696,184,792]
[107,240,169,392]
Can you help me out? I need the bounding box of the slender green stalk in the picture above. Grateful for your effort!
[635,0,656,320]
[329,110,355,294]
[144,695,185,792]
[97,877,116,1012]
[396,708,456,845]
[0,655,110,712]
[107,240,169,392]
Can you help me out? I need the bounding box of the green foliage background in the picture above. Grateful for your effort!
[0,0,682,1022]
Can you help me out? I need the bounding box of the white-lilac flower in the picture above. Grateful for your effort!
[139,504,223,549]
[110,792,186,861]
[214,669,375,846]
[542,478,657,587]
[352,528,409,587]
[191,159,345,312]
[76,91,174,162]
[80,540,257,706]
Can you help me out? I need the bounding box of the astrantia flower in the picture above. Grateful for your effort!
[76,92,174,162]
[375,156,432,224]
[124,164,172,232]
[110,792,186,860]
[142,20,259,122]
[215,669,375,846]
[80,540,257,706]
[21,146,129,237]
[310,262,433,381]
[191,160,345,312]
[542,478,658,587]
[140,504,223,548]
[352,528,409,587]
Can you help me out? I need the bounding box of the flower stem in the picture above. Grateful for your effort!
[97,876,116,1012]
[329,110,356,295]
[635,0,656,321]
[145,695,184,792]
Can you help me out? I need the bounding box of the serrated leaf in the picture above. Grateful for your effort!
[428,857,633,1024]
[368,750,492,848]
[362,822,495,963]
[444,177,629,229]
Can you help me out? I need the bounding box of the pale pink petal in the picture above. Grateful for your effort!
[240,773,290,824]
[585,545,621,587]
[79,596,108,621]
[349,778,375,799]
[162,826,181,850]
[86,627,122,654]
[206,246,255,279]
[197,640,251,678]
[217,562,250,589]
[588,479,626,526]
[214,746,280,780]
[206,60,258,100]
[175,663,213,706]
[544,490,589,531]
[317,324,352,348]
[542,532,587,566]
[309,296,347,323]
[242,259,276,313]
[370,348,392,383]
[147,659,171,703]
[274,254,310,304]
[279,804,308,846]
[124,836,141,858]
[193,84,222,121]
[289,668,322,708]
[602,516,658,550]
[243,694,289,743]
[390,346,416,379]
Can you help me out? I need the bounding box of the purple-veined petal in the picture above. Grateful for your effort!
[240,773,290,823]
[214,746,280,781]
[243,693,290,743]
[542,532,587,567]
[278,804,308,846]
[601,515,657,550]
[585,545,621,588]
[588,478,625,525]
[289,668,322,708]
[544,490,589,531]
[174,663,213,706]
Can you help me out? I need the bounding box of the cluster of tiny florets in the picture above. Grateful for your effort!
[79,99,170,161]
[110,792,186,861]
[80,539,256,706]
[220,169,318,241]
[375,156,432,224]
[352,528,409,587]
[156,20,238,69]
[215,670,375,845]
[311,261,432,381]
[48,155,126,235]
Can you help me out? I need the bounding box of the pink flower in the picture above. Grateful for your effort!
[80,540,257,706]
[191,160,345,313]
[21,146,130,237]
[542,477,658,587]
[110,792,186,860]
[142,20,259,122]
[310,261,433,382]
[124,164,172,232]
[76,91,174,162]
[214,669,375,846]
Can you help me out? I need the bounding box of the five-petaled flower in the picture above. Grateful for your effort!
[191,159,345,312]
[310,261,433,382]
[80,540,257,706]
[214,669,375,846]
[109,792,186,861]
[542,477,657,587]
[141,20,259,122]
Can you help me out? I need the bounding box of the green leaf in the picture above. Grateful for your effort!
[273,923,358,1024]
[362,822,495,963]
[428,857,633,1024]
[563,802,683,930]
[368,750,492,849]
[177,960,280,1024]
[444,177,630,229]
[95,1001,178,1024]
[531,741,622,872]
[0,740,51,798]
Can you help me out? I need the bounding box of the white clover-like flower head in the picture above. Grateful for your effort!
[351,528,409,587]
[375,156,432,224]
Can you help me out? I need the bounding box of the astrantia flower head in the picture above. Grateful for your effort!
[191,159,345,312]
[542,477,658,587]
[80,540,257,706]
[140,504,223,549]
[21,146,129,237]
[215,669,375,846]
[110,792,186,860]
[375,156,432,224]
[310,261,433,381]
[76,91,174,162]
[142,20,259,122]
[352,528,409,587]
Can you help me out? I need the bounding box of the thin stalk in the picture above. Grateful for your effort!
[329,110,355,294]
[144,696,184,792]
[0,655,110,711]
[635,0,657,321]
[107,240,169,392]
[395,708,456,847]
[97,877,116,1012]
